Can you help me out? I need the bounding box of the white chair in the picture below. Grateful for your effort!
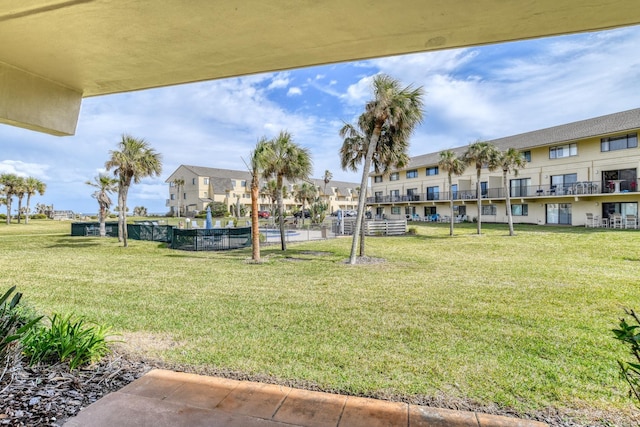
[213,220,221,228]
[226,220,234,227]
[191,220,200,228]
[585,213,594,228]
[625,215,638,229]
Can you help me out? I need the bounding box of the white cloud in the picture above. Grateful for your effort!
[267,73,291,90]
[287,87,302,96]
[0,160,50,179]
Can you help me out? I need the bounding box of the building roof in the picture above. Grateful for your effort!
[5,1,638,135]
[404,108,640,170]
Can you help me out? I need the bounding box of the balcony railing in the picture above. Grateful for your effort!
[366,180,637,203]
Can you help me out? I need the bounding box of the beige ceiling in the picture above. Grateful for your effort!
[1,0,639,135]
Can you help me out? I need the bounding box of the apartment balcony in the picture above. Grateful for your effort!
[366,181,638,204]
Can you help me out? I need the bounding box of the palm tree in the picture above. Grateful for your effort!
[438,150,466,236]
[86,174,118,237]
[322,170,332,203]
[294,182,317,226]
[462,140,499,235]
[105,134,162,247]
[249,137,271,261]
[172,178,185,218]
[496,148,526,236]
[0,173,20,224]
[24,177,46,225]
[260,179,284,214]
[261,131,312,251]
[14,177,26,224]
[339,74,424,264]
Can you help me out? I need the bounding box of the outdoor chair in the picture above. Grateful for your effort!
[585,213,594,228]
[625,215,638,229]
[213,220,222,228]
[192,220,200,228]
[226,220,234,227]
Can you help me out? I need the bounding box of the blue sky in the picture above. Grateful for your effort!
[2,25,640,215]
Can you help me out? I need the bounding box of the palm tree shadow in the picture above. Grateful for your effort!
[48,238,101,248]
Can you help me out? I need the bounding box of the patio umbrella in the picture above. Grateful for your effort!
[205,206,213,229]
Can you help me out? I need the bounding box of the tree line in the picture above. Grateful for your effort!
[0,174,46,225]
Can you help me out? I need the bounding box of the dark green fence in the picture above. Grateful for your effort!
[70,221,119,237]
[127,224,173,243]
[171,227,251,251]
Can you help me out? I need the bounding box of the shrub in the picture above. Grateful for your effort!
[407,226,418,235]
[0,287,42,378]
[613,308,640,406]
[22,313,113,370]
[30,214,48,220]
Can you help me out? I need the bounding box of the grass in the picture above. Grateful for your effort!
[0,219,638,422]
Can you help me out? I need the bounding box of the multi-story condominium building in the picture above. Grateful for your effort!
[368,108,640,227]
[165,165,362,216]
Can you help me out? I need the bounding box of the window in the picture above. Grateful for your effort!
[170,181,175,187]
[374,175,383,183]
[603,168,637,192]
[549,143,577,159]
[426,166,439,176]
[192,178,196,185]
[231,180,236,187]
[546,203,572,225]
[183,193,187,200]
[601,133,638,152]
[391,206,401,215]
[451,184,458,200]
[510,204,528,216]
[204,178,209,185]
[510,178,531,197]
[374,191,383,202]
[389,172,399,181]
[551,174,577,194]
[241,180,247,187]
[480,181,488,197]
[407,188,418,201]
[602,202,638,218]
[170,194,175,200]
[390,189,400,201]
[481,204,497,215]
[427,186,439,201]
[406,169,418,179]
[522,151,531,162]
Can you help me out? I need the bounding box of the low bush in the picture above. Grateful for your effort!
[22,313,113,370]
[0,287,42,380]
[612,308,640,406]
[30,214,48,220]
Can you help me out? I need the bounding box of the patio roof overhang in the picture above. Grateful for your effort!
[1,1,639,136]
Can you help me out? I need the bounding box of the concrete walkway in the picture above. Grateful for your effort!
[64,369,547,427]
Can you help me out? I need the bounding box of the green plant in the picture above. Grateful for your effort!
[22,313,113,370]
[0,286,42,362]
[613,308,640,405]
[407,226,418,235]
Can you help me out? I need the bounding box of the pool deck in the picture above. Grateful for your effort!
[64,369,548,427]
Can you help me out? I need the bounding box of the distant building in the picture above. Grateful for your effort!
[165,165,363,216]
[368,108,640,227]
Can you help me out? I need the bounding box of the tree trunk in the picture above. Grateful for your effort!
[117,189,124,243]
[476,168,482,235]
[251,177,261,261]
[5,197,11,225]
[99,204,107,237]
[25,195,32,225]
[350,128,380,265]
[277,176,286,251]
[504,170,515,236]
[449,173,454,236]
[122,186,129,247]
[359,210,365,257]
[17,197,23,224]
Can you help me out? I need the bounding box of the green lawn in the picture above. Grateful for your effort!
[1,219,638,423]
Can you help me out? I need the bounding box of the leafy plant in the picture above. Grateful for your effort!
[0,286,42,362]
[612,308,640,405]
[22,313,113,370]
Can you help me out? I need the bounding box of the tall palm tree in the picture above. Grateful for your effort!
[261,131,312,251]
[294,182,317,226]
[322,170,332,203]
[172,178,185,218]
[105,134,162,247]
[339,74,424,264]
[86,174,118,237]
[0,173,20,224]
[14,177,27,224]
[496,148,526,236]
[249,137,271,261]
[24,177,46,225]
[261,179,284,214]
[438,150,466,236]
[462,141,499,235]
